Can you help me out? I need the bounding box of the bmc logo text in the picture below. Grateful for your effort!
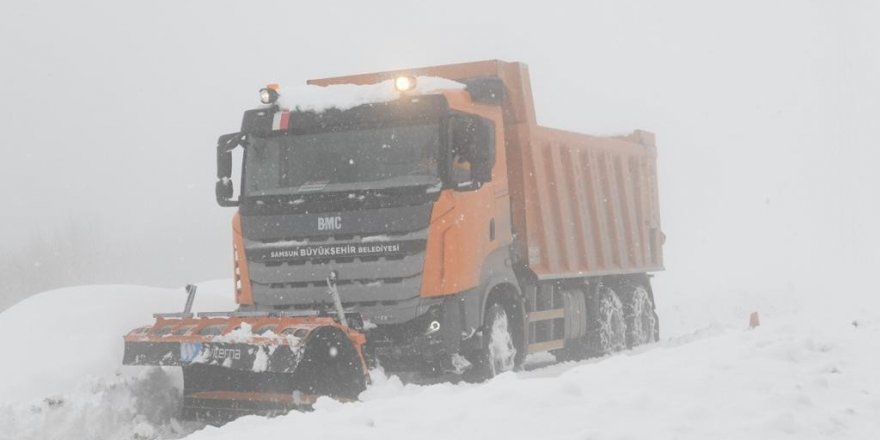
[318,216,342,231]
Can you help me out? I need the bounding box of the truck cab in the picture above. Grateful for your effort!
[216,65,521,372]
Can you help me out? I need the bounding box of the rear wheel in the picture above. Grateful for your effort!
[586,284,627,356]
[620,283,659,347]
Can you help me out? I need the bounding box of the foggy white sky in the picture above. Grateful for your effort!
[1,0,877,300]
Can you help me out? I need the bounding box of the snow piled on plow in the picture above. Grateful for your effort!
[1,283,879,440]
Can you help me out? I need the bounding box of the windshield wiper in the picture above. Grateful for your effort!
[356,174,441,190]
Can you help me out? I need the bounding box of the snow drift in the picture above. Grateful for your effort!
[0,282,235,403]
[0,282,235,440]
[0,368,192,440]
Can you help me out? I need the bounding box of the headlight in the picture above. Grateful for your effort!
[260,84,280,104]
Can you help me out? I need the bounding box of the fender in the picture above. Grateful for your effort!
[458,245,524,353]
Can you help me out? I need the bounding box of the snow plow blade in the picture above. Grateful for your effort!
[123,313,368,422]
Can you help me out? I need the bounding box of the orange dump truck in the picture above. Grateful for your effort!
[124,60,664,421]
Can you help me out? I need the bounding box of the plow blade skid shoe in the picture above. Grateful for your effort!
[123,315,368,422]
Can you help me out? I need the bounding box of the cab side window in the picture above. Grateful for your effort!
[449,116,494,189]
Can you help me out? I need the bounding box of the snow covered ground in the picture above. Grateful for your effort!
[0,282,878,440]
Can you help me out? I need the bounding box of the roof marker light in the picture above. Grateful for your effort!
[394,76,417,92]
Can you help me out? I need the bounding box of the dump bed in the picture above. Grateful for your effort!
[508,126,663,279]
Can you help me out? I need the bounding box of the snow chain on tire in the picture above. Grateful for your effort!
[619,282,659,348]
[586,283,627,356]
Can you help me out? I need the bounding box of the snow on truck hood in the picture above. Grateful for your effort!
[274,76,465,112]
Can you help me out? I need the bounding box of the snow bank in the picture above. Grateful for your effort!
[0,281,234,403]
[274,76,464,112]
[0,367,197,440]
[0,281,236,440]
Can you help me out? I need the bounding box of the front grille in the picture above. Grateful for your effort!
[257,275,411,290]
[243,227,429,313]
[256,231,410,245]
[239,203,434,324]
[263,253,410,267]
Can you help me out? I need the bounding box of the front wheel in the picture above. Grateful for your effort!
[486,304,517,375]
[465,303,517,381]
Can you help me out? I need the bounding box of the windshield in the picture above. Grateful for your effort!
[244,122,441,196]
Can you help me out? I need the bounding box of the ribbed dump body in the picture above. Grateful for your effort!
[511,126,663,279]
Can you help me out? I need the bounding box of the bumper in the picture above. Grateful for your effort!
[365,298,467,370]
[369,332,449,368]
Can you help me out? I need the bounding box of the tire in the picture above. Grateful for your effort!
[555,287,590,362]
[465,302,517,381]
[586,284,627,356]
[620,283,659,348]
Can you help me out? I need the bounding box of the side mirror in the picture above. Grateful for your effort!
[216,179,237,207]
[216,133,245,207]
[218,149,232,180]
